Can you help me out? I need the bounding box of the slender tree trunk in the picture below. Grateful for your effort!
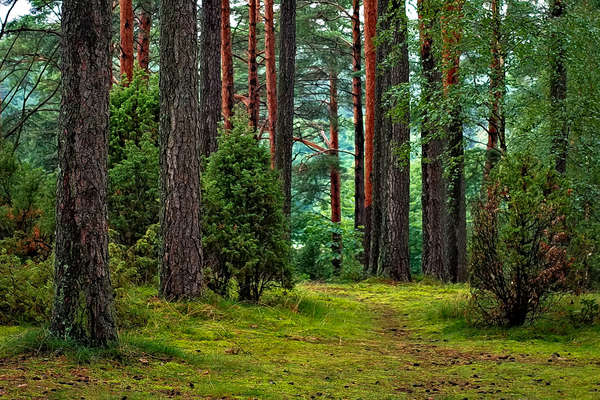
[352,0,366,232]
[248,0,259,129]
[159,0,204,299]
[329,71,342,275]
[377,0,411,281]
[275,0,296,219]
[51,0,117,346]
[119,0,134,83]
[137,0,152,73]
[484,0,506,177]
[549,0,568,174]
[418,0,447,281]
[363,0,377,270]
[200,0,222,158]
[265,0,277,166]
[442,0,466,283]
[221,0,235,130]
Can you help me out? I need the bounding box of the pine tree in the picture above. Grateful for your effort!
[159,0,204,299]
[119,0,134,83]
[51,0,117,346]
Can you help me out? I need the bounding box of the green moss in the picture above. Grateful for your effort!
[1,282,600,399]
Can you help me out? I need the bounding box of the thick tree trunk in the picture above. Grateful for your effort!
[248,0,259,129]
[484,0,506,177]
[442,0,466,283]
[363,0,377,270]
[549,0,568,174]
[119,0,134,83]
[200,0,222,158]
[51,0,117,346]
[418,0,447,281]
[377,0,411,281]
[265,0,277,166]
[275,0,296,219]
[159,0,204,299]
[137,0,152,73]
[329,71,342,275]
[221,0,234,130]
[352,0,366,232]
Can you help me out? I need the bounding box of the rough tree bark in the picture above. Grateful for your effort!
[119,0,134,83]
[265,0,277,166]
[376,0,411,281]
[418,0,447,281]
[51,0,118,346]
[221,0,234,130]
[352,0,366,232]
[137,0,152,73]
[363,0,377,270]
[549,0,568,174]
[329,71,342,275]
[159,0,204,299]
[248,0,259,129]
[485,0,506,177]
[275,0,296,219]
[442,0,466,283]
[200,0,222,158]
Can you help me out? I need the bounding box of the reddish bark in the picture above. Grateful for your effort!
[329,71,342,274]
[119,0,134,83]
[248,0,259,129]
[363,0,377,266]
[352,0,365,231]
[265,0,277,166]
[137,2,151,73]
[221,0,234,130]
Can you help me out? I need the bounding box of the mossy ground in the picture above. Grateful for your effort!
[1,281,600,399]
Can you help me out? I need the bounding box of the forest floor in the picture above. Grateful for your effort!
[1,281,600,399]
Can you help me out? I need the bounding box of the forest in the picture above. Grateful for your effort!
[0,0,600,398]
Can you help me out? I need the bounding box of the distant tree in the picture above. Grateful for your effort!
[247,0,259,129]
[119,0,134,83]
[199,0,222,158]
[549,0,568,174]
[265,0,277,165]
[158,0,204,299]
[418,0,447,281]
[221,0,235,131]
[137,0,153,73]
[442,0,467,282]
[51,0,118,346]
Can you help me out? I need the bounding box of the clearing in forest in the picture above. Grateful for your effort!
[1,282,599,399]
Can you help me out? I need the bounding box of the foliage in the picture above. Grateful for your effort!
[202,112,292,302]
[0,250,53,325]
[0,139,55,260]
[108,72,160,245]
[469,154,574,326]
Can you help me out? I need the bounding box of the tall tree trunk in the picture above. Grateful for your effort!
[119,0,134,83]
[159,0,204,299]
[418,0,447,281]
[352,0,366,232]
[137,0,152,73]
[442,0,466,283]
[248,0,259,129]
[549,0,568,174]
[377,0,411,281]
[329,71,342,275]
[275,0,296,220]
[221,0,235,130]
[200,0,222,158]
[51,0,117,346]
[485,0,506,177]
[265,0,277,166]
[363,0,377,270]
